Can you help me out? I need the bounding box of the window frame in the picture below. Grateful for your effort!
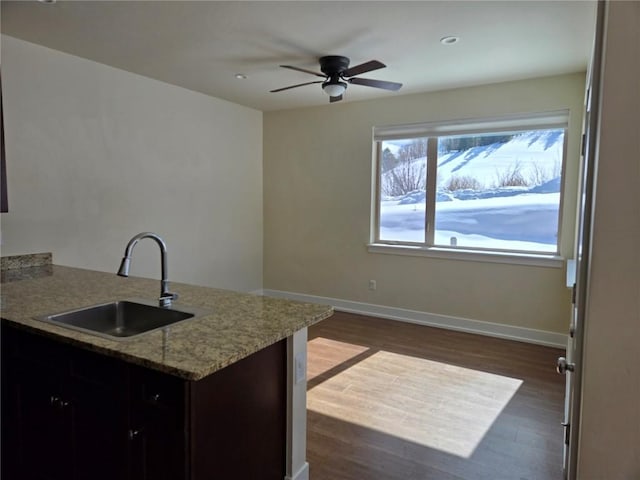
[370,111,569,266]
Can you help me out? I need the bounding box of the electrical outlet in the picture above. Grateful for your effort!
[295,352,306,384]
[368,279,377,291]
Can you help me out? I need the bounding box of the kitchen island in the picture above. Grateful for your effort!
[1,257,332,480]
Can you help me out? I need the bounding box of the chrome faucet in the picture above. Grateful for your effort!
[117,232,178,308]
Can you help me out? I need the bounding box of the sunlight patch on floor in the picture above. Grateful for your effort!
[307,337,370,382]
[308,347,523,458]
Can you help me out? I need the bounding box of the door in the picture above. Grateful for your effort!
[558,3,605,479]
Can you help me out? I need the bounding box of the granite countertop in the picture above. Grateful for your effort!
[0,265,333,380]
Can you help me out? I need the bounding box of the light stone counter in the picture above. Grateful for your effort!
[0,265,333,380]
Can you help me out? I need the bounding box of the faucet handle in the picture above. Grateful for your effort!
[159,292,178,308]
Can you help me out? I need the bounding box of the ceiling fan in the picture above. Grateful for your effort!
[270,55,402,103]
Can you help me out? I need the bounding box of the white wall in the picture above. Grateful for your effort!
[577,2,640,477]
[264,73,585,335]
[0,35,263,292]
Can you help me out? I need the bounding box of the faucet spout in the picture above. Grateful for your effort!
[117,232,178,308]
[117,256,131,277]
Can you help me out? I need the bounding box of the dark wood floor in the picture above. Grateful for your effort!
[306,312,566,480]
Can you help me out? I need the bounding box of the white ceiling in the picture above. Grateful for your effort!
[1,1,597,112]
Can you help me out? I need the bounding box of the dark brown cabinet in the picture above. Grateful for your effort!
[2,327,132,480]
[1,323,286,480]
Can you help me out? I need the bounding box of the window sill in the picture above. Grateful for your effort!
[367,243,564,268]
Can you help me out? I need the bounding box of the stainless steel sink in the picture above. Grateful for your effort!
[35,299,207,340]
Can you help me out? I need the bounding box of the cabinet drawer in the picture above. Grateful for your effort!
[70,347,128,392]
[2,324,69,372]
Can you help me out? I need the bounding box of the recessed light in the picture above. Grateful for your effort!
[440,36,460,45]
[235,73,248,80]
[37,0,57,4]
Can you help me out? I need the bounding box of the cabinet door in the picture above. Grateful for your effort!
[18,370,73,480]
[128,366,186,480]
[1,325,72,480]
[69,348,130,480]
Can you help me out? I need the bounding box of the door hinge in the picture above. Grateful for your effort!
[562,422,571,445]
[571,283,577,305]
[569,318,576,338]
[581,133,586,157]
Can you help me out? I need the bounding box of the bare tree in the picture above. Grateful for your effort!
[382,158,425,196]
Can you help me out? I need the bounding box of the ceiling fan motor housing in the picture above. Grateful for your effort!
[319,56,351,77]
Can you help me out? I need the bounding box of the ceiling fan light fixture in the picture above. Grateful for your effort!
[322,81,347,97]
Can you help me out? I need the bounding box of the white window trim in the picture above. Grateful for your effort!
[371,110,570,264]
[367,243,564,268]
[373,110,570,140]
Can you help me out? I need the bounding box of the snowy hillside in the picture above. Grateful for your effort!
[437,130,563,190]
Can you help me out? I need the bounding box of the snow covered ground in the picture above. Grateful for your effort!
[379,130,564,253]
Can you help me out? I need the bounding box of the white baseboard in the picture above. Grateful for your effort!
[285,462,309,480]
[262,289,567,348]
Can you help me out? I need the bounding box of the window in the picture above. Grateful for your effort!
[372,112,568,257]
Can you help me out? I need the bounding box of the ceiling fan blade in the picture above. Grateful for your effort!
[343,60,386,78]
[329,94,343,103]
[270,80,323,93]
[348,77,403,91]
[280,65,325,78]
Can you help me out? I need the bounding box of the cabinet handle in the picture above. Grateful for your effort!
[150,393,161,403]
[128,428,144,440]
[49,395,71,409]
